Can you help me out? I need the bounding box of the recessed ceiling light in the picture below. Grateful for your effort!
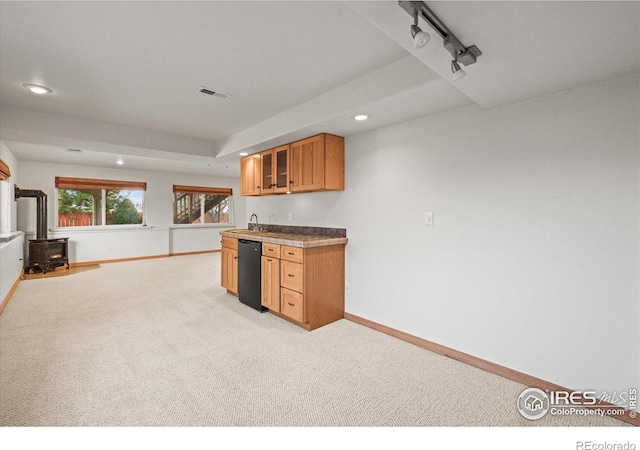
[23,83,52,95]
[353,114,369,121]
[239,152,249,156]
[116,158,124,165]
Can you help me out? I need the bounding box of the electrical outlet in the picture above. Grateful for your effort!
[425,211,433,226]
[288,213,293,222]
[345,282,350,293]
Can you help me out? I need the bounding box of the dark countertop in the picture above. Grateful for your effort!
[220,229,348,248]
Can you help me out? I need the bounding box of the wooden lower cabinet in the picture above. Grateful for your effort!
[223,235,345,330]
[261,255,280,311]
[263,244,345,331]
[221,237,238,295]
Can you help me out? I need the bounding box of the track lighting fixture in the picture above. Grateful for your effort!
[451,56,466,81]
[410,8,430,48]
[400,1,482,76]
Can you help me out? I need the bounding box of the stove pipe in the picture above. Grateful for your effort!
[15,186,48,240]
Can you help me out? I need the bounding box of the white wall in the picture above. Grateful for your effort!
[16,161,245,262]
[246,74,640,395]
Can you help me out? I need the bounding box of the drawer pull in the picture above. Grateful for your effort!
[288,252,295,255]
[288,302,295,307]
[288,274,294,277]
[267,259,273,262]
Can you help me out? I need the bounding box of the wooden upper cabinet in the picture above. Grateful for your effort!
[273,145,290,194]
[290,133,344,193]
[290,134,325,192]
[240,133,343,196]
[240,154,262,196]
[260,144,289,195]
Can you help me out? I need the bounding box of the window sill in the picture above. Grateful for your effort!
[0,231,25,243]
[49,225,161,233]
[169,223,235,230]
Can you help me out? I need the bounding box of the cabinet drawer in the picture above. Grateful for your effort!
[281,260,303,292]
[222,237,238,250]
[281,245,303,263]
[262,243,281,258]
[281,288,304,323]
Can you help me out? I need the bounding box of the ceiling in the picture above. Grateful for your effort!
[1,1,638,176]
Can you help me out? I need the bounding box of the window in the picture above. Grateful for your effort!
[56,177,146,228]
[173,185,232,225]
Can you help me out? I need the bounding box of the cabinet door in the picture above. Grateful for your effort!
[240,154,261,196]
[273,144,290,194]
[229,249,238,294]
[260,150,274,194]
[261,256,280,311]
[290,134,325,192]
[221,248,238,294]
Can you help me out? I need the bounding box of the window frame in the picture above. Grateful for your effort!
[55,176,147,230]
[0,159,11,181]
[172,185,234,227]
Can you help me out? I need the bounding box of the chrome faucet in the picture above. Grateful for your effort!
[249,214,259,230]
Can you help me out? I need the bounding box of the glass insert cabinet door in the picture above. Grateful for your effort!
[275,145,288,191]
[261,152,273,193]
[260,145,290,194]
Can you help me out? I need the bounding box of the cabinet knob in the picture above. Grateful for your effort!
[288,302,295,307]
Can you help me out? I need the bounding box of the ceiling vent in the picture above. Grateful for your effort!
[199,87,232,100]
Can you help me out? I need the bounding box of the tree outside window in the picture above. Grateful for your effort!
[56,177,145,228]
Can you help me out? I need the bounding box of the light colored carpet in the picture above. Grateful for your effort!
[0,253,628,427]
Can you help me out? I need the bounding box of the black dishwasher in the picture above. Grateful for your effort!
[238,239,267,312]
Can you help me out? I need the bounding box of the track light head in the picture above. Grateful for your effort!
[410,6,430,49]
[411,25,430,48]
[451,59,466,81]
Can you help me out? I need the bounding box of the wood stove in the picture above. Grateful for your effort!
[26,238,70,274]
[15,186,70,274]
